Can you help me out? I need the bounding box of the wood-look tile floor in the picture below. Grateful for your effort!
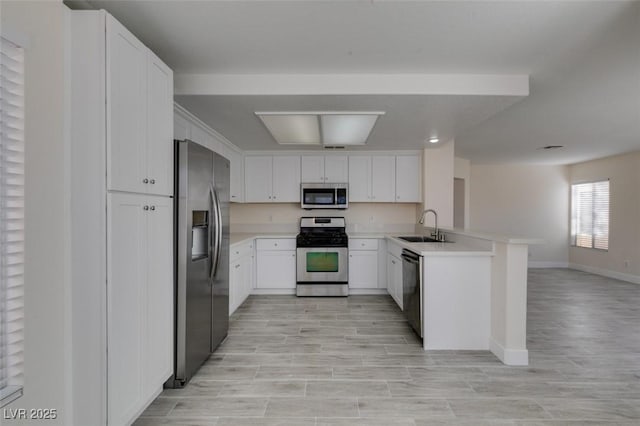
[135,268,640,425]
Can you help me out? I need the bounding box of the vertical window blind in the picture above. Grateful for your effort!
[571,180,609,250]
[0,36,25,407]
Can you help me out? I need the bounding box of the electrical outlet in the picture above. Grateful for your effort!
[624,260,629,268]
[268,214,273,222]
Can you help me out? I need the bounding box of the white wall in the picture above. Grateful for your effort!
[1,1,70,424]
[422,141,455,228]
[569,151,640,281]
[469,164,569,266]
[454,157,471,228]
[230,203,418,233]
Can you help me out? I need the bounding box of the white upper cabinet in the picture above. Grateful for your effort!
[245,156,301,203]
[395,155,422,202]
[301,155,348,183]
[371,155,396,202]
[146,52,174,196]
[106,15,174,197]
[348,155,395,202]
[245,156,273,202]
[301,156,324,183]
[273,156,301,202]
[348,156,371,202]
[106,15,147,195]
[325,156,349,183]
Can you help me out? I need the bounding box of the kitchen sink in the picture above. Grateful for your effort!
[397,235,448,243]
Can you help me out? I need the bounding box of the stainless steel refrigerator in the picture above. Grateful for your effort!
[168,139,229,388]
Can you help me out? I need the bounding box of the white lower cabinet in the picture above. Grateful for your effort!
[256,238,296,289]
[107,193,173,426]
[348,238,379,289]
[386,250,403,310]
[229,240,254,315]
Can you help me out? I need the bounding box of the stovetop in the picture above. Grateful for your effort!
[297,217,348,248]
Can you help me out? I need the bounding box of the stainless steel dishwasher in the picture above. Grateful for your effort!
[401,249,423,339]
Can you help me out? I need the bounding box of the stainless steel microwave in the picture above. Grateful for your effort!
[301,183,348,209]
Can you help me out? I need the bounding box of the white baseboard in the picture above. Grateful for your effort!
[251,289,296,295]
[528,261,569,268]
[250,288,389,295]
[569,263,640,285]
[489,338,529,366]
[348,288,389,295]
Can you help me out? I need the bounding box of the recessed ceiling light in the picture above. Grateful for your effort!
[429,137,439,144]
[255,111,384,146]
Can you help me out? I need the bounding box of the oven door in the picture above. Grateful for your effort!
[296,247,348,283]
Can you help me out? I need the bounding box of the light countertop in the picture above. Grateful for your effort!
[231,232,494,257]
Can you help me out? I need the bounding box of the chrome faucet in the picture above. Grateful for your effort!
[418,209,439,239]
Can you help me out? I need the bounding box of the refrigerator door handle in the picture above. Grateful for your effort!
[208,186,217,283]
[210,186,223,281]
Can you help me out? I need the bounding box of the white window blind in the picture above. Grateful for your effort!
[571,180,609,250]
[0,36,25,407]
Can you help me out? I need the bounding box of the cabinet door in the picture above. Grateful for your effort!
[107,193,146,425]
[387,253,403,309]
[371,156,396,202]
[144,195,173,394]
[393,254,403,310]
[272,156,301,202]
[348,156,371,202]
[256,251,296,289]
[241,254,253,305]
[395,155,422,202]
[106,15,147,194]
[301,156,324,183]
[227,149,244,202]
[348,250,378,289]
[324,156,348,183]
[245,156,273,202]
[229,259,242,314]
[386,253,397,298]
[146,52,174,197]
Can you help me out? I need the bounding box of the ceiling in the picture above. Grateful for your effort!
[79,0,640,164]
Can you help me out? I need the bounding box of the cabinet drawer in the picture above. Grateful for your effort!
[256,238,296,251]
[230,240,254,261]
[349,238,379,251]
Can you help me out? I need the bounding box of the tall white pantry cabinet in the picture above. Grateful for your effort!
[69,11,174,426]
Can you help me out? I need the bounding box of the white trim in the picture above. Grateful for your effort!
[489,338,529,366]
[251,289,297,295]
[174,102,243,154]
[569,263,640,285]
[243,149,423,156]
[347,289,388,295]
[528,261,569,268]
[175,73,529,96]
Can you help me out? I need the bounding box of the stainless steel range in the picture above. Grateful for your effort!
[296,217,349,297]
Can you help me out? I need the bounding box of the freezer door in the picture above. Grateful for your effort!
[211,153,230,351]
[174,140,214,385]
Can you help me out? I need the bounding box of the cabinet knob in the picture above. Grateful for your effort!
[150,179,155,184]
[391,260,396,264]
[143,178,149,184]
[235,264,241,269]
[268,196,272,199]
[397,196,400,200]
[274,243,278,246]
[150,206,156,211]
[143,205,149,211]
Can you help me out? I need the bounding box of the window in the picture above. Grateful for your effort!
[571,180,609,250]
[0,36,24,407]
